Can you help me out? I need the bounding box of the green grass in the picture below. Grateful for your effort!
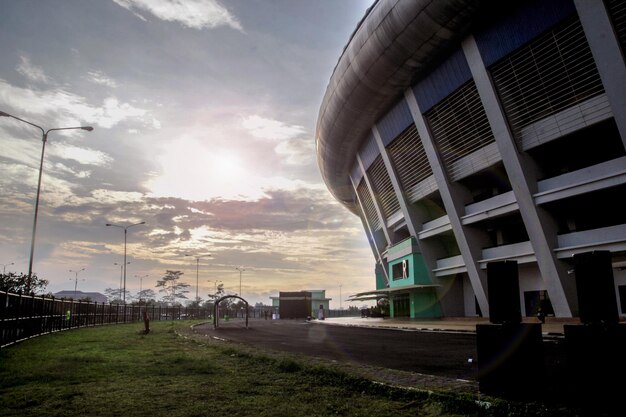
[0,321,575,417]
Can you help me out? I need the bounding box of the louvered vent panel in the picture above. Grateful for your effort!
[387,124,433,202]
[367,156,400,219]
[350,161,363,188]
[356,180,381,231]
[606,0,626,55]
[491,17,605,149]
[426,81,495,180]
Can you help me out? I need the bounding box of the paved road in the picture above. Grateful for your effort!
[196,319,481,380]
[195,319,566,382]
[193,319,626,415]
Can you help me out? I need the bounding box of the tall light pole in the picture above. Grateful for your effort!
[69,268,85,299]
[209,279,222,302]
[0,111,93,288]
[2,262,14,275]
[114,261,130,301]
[106,221,145,303]
[135,274,149,301]
[185,253,211,303]
[235,266,245,298]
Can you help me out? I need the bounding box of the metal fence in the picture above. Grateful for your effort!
[0,290,252,348]
[1,290,363,348]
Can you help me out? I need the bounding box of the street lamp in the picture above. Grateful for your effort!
[235,266,245,298]
[69,268,85,299]
[0,111,93,288]
[135,274,149,301]
[114,261,130,301]
[2,262,14,275]
[186,253,211,302]
[106,221,145,303]
[209,279,222,304]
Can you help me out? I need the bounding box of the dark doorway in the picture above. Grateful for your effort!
[393,293,410,318]
[524,290,554,317]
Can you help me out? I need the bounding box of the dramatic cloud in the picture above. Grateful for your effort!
[0,0,377,306]
[112,0,243,31]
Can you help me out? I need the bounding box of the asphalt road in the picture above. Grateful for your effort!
[195,319,568,381]
[193,319,626,415]
[195,318,481,380]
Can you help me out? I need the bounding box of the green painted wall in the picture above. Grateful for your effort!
[386,251,441,318]
[388,253,432,287]
[375,264,386,290]
[410,290,442,318]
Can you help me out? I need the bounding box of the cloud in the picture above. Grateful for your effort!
[51,162,91,179]
[274,137,315,165]
[86,70,118,88]
[16,55,52,84]
[91,189,145,204]
[48,144,113,167]
[0,79,160,130]
[144,134,318,202]
[112,0,243,31]
[241,115,306,141]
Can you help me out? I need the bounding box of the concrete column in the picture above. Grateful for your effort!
[462,34,577,317]
[371,125,439,275]
[350,176,390,285]
[574,0,626,151]
[405,89,490,316]
[357,153,392,245]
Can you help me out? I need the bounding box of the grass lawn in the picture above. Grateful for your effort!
[0,321,578,417]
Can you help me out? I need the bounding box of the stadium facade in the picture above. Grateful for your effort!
[316,0,626,319]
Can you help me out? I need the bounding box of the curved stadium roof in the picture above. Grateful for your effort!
[315,0,488,213]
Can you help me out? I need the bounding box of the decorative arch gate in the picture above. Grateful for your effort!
[214,295,249,329]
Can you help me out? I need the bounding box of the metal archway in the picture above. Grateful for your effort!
[214,295,249,329]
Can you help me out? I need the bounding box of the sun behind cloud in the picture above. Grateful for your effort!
[145,136,306,202]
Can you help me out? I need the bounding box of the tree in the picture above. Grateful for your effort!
[105,287,123,303]
[135,289,156,304]
[155,270,190,305]
[186,299,202,308]
[0,272,48,294]
[207,282,225,302]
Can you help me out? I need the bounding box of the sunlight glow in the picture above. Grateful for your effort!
[146,137,254,201]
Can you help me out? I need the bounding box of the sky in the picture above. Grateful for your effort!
[0,0,377,308]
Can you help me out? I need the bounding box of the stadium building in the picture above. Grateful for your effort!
[316,0,626,319]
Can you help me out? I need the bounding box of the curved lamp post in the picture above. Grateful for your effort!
[0,111,93,288]
[69,268,85,299]
[106,222,145,303]
[186,253,211,302]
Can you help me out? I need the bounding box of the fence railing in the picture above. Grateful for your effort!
[0,291,276,348]
[1,290,364,348]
